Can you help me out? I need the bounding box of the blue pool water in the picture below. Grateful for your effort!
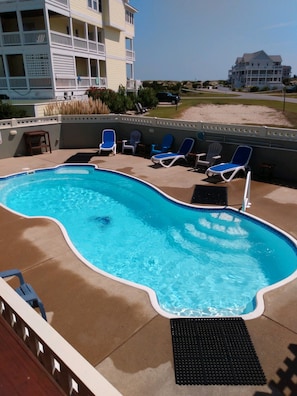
[0,164,296,317]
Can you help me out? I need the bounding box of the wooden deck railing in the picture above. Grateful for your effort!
[0,278,121,396]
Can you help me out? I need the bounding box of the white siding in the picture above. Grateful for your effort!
[53,53,75,77]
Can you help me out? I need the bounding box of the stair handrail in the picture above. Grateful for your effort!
[242,169,252,212]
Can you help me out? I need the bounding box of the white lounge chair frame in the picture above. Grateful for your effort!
[206,145,253,182]
[98,129,116,155]
[151,138,195,168]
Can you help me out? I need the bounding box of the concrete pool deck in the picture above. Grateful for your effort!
[0,149,297,396]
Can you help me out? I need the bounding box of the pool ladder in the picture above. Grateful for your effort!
[241,170,251,212]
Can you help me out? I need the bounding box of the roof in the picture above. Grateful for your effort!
[236,50,282,65]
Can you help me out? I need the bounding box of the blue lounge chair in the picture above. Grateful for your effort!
[0,269,47,320]
[206,145,253,182]
[150,134,174,157]
[151,137,195,168]
[122,130,141,155]
[98,129,116,155]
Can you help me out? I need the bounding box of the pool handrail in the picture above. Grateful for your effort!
[242,170,252,212]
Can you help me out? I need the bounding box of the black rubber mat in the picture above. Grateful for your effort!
[170,318,266,386]
[191,185,228,205]
[64,152,96,163]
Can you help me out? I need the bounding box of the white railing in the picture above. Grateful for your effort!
[73,37,88,50]
[242,170,252,212]
[48,0,69,6]
[50,31,105,56]
[0,78,8,88]
[9,77,27,89]
[29,77,51,88]
[126,79,137,90]
[2,32,21,46]
[89,41,105,55]
[126,49,135,61]
[88,41,97,52]
[78,77,93,88]
[51,31,72,47]
[23,31,47,45]
[55,77,77,88]
[97,42,105,55]
[0,278,121,396]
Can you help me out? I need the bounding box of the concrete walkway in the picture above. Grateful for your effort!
[0,149,297,396]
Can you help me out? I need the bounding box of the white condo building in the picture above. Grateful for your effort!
[0,0,138,100]
[229,50,291,90]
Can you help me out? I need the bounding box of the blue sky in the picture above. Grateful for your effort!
[131,0,297,81]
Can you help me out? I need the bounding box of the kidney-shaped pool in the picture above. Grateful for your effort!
[0,164,296,318]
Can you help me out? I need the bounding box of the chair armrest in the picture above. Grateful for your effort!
[196,152,206,160]
[0,269,25,285]
[122,140,128,144]
[212,155,221,160]
[151,144,161,150]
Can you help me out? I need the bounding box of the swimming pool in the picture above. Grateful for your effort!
[0,164,296,318]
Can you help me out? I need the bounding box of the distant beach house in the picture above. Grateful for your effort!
[0,0,138,101]
[228,50,291,90]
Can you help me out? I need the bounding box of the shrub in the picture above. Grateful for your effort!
[0,101,27,119]
[137,87,158,108]
[86,85,134,113]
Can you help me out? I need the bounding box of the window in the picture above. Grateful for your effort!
[88,0,102,13]
[7,54,25,76]
[126,10,134,24]
[0,56,5,77]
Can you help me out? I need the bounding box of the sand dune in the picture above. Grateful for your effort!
[179,104,293,127]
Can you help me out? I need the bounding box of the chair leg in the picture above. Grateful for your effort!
[37,300,47,321]
[1,269,47,320]
[16,284,47,321]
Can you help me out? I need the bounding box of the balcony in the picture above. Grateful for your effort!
[2,32,21,46]
[126,79,138,91]
[48,0,69,6]
[24,30,47,45]
[51,31,105,56]
[55,76,106,89]
[1,30,47,47]
[0,78,8,89]
[1,77,51,90]
[126,49,135,62]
